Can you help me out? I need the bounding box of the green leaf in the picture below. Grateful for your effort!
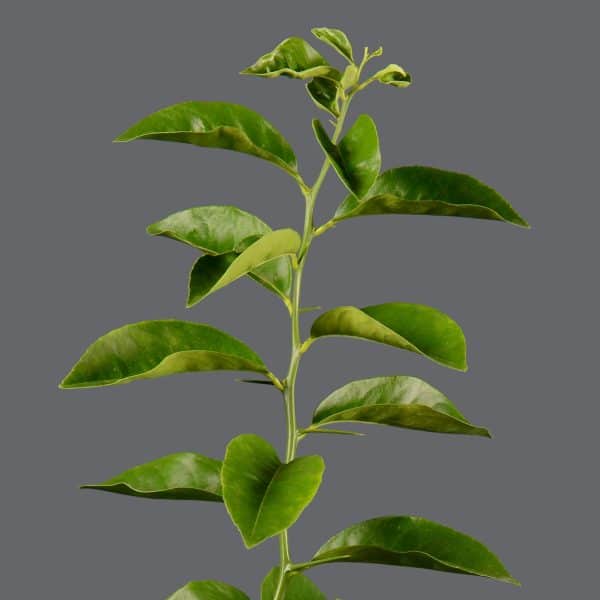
[148,206,294,303]
[311,27,354,63]
[307,77,340,117]
[115,101,298,177]
[312,516,519,585]
[60,320,267,388]
[261,567,326,600]
[187,229,300,307]
[81,453,223,501]
[167,581,250,600]
[313,115,381,198]
[242,37,338,80]
[370,63,412,88]
[310,303,467,371]
[312,376,489,437]
[222,434,325,548]
[335,166,529,227]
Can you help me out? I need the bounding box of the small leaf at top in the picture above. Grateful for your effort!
[313,115,381,198]
[334,166,529,227]
[310,303,467,371]
[312,376,490,437]
[261,567,326,600]
[166,580,250,600]
[81,453,223,501]
[311,27,354,63]
[306,77,340,117]
[312,516,519,585]
[60,320,267,388]
[222,434,325,548]
[115,101,298,177]
[241,37,338,80]
[370,63,412,87]
[187,229,301,307]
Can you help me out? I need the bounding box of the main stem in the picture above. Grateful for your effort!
[272,95,352,600]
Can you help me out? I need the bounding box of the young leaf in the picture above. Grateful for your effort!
[167,581,250,600]
[222,434,325,548]
[370,63,412,87]
[311,27,354,63]
[310,303,467,371]
[148,206,294,302]
[261,567,326,600]
[81,453,223,501]
[312,376,490,437]
[60,320,268,388]
[313,115,381,198]
[306,77,340,117]
[312,516,519,585]
[241,37,339,80]
[334,166,529,227]
[187,229,301,307]
[115,101,298,177]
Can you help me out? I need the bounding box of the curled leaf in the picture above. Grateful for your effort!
[311,27,354,63]
[307,77,340,117]
[370,63,412,88]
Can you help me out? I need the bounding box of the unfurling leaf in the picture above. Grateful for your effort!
[115,101,298,177]
[60,320,268,388]
[310,303,467,371]
[222,434,325,548]
[370,63,412,88]
[313,115,380,198]
[241,37,338,80]
[166,581,250,600]
[307,77,340,117]
[312,516,519,585]
[312,376,490,437]
[187,229,301,306]
[311,27,354,63]
[334,166,529,227]
[81,453,223,501]
[261,567,326,600]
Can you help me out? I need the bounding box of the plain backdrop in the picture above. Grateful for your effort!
[2,1,598,598]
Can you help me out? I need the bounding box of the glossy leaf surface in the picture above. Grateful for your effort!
[313,115,380,198]
[60,320,267,388]
[335,166,529,227]
[312,376,489,437]
[310,303,467,371]
[222,434,325,548]
[311,27,354,62]
[261,567,326,600]
[115,101,297,176]
[187,229,300,306]
[307,77,340,117]
[81,453,223,501]
[313,516,519,585]
[167,581,250,600]
[242,37,337,80]
[370,63,412,87]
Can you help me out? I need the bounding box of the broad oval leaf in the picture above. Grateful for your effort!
[310,303,467,371]
[241,37,338,80]
[167,581,250,600]
[312,376,489,437]
[60,320,267,388]
[307,77,340,117]
[115,101,298,176]
[261,567,326,600]
[311,27,354,63]
[370,63,412,88]
[313,115,381,198]
[222,434,325,548]
[81,453,223,501]
[187,229,300,307]
[335,166,529,227]
[313,516,519,585]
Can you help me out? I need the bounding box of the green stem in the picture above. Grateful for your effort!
[272,94,353,600]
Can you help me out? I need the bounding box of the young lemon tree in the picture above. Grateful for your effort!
[61,27,528,600]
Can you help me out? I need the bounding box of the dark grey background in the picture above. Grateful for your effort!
[2,0,598,598]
